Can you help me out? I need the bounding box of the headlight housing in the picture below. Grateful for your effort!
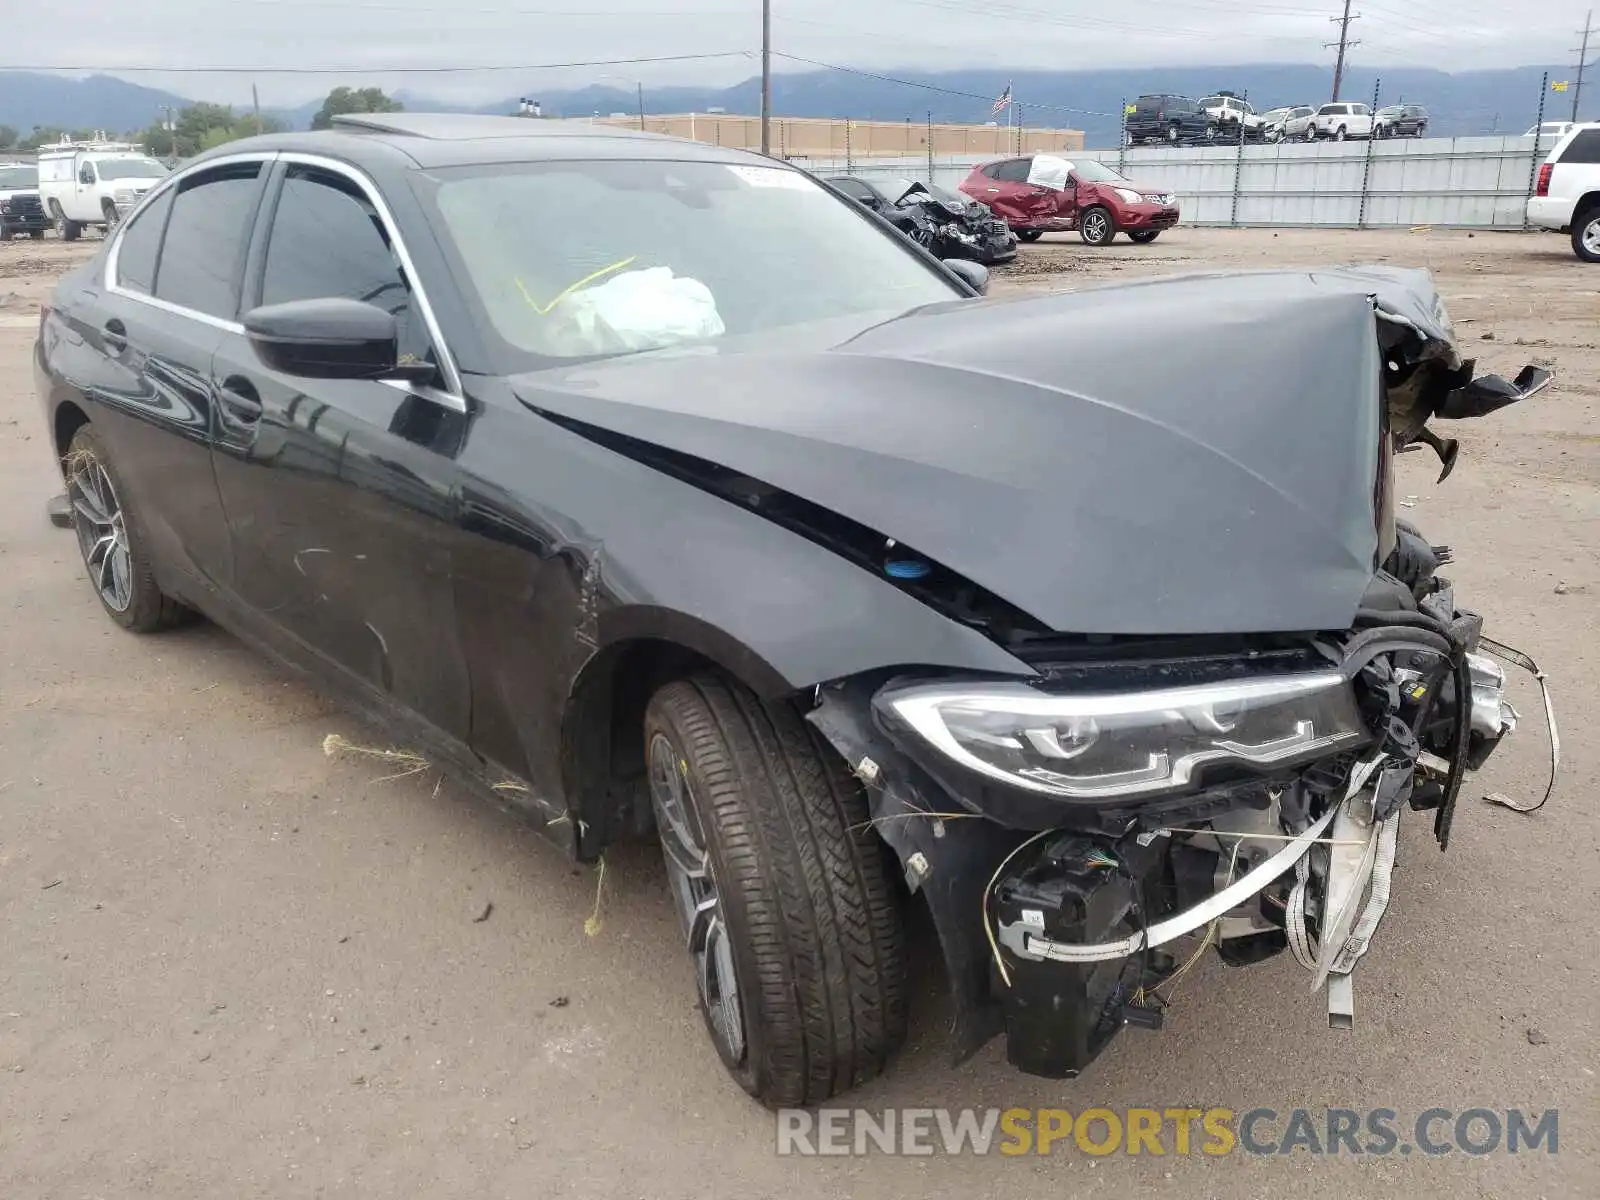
[882,672,1365,801]
[1112,187,1143,205]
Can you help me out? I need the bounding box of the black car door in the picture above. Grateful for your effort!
[208,158,472,741]
[65,159,268,596]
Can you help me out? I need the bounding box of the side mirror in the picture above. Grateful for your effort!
[243,298,434,383]
[943,259,989,295]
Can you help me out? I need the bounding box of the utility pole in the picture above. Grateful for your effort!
[1573,9,1594,124]
[760,0,772,155]
[637,81,646,131]
[1326,0,1361,102]
[251,83,262,135]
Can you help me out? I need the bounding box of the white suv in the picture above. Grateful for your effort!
[1310,102,1373,141]
[1526,123,1600,262]
[1198,94,1264,138]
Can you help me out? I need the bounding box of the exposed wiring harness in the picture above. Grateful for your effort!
[1477,635,1560,815]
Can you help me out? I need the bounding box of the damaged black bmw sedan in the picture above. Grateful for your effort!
[35,113,1552,1107]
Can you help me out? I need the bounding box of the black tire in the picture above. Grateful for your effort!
[1167,122,1181,143]
[643,676,907,1108]
[1128,229,1161,244]
[50,201,81,242]
[1079,204,1116,246]
[0,225,11,242]
[102,200,120,231]
[1204,122,1219,142]
[1335,125,1348,141]
[63,426,192,632]
[1573,207,1600,263]
[1016,229,1044,242]
[1305,126,1318,142]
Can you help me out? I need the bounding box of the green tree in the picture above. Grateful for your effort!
[0,124,17,150]
[311,86,402,130]
[135,105,285,158]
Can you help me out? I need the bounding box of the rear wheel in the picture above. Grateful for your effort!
[1573,207,1600,263]
[1128,229,1161,244]
[1167,122,1181,143]
[1079,205,1115,246]
[1016,228,1044,242]
[1204,123,1219,142]
[643,676,907,1107]
[63,426,191,632]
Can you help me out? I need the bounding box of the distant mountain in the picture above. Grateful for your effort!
[0,72,191,135]
[5,64,1586,148]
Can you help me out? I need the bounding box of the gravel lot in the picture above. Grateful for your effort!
[2,228,1595,1199]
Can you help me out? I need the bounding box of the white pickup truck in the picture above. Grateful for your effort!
[1526,122,1600,261]
[36,141,168,240]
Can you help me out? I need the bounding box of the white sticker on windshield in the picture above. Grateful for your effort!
[727,164,811,190]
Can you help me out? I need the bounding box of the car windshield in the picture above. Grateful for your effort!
[420,159,961,367]
[881,177,928,204]
[1070,159,1128,183]
[1261,108,1289,121]
[0,165,38,188]
[96,158,167,181]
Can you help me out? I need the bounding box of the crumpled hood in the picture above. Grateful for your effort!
[515,270,1400,636]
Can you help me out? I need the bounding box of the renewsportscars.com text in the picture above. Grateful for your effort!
[775,1106,1559,1157]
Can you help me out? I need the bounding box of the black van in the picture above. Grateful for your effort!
[1125,95,1216,145]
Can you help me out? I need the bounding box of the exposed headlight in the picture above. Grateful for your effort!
[1112,187,1143,205]
[883,673,1365,800]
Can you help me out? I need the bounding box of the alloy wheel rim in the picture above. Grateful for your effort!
[1086,213,1107,241]
[1583,218,1600,255]
[647,732,745,1063]
[67,455,134,612]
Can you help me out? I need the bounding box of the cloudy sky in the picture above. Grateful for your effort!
[5,0,1593,106]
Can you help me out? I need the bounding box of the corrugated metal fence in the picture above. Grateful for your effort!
[796,134,1566,229]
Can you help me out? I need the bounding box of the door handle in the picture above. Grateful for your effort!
[217,375,263,425]
[102,319,127,355]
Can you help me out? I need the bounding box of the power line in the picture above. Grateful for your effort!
[0,51,754,75]
[769,50,1116,118]
[1325,0,1361,102]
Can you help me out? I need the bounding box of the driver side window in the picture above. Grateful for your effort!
[260,165,430,367]
[79,163,97,185]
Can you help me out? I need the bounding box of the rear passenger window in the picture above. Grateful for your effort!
[113,188,173,295]
[1561,130,1600,163]
[154,162,263,320]
[993,159,1032,183]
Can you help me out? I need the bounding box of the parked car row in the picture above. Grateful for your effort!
[1128,92,1432,145]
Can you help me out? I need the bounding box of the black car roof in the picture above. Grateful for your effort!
[182,112,770,172]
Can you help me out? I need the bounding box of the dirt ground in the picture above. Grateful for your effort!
[1,227,1595,1199]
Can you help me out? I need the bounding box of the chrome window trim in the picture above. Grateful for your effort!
[278,152,465,408]
[103,148,467,413]
[104,151,275,335]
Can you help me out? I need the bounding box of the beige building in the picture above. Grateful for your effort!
[587,113,1084,159]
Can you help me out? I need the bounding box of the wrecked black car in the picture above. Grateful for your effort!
[36,114,1553,1108]
[826,173,1018,263]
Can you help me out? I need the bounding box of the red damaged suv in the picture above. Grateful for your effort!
[959,154,1180,246]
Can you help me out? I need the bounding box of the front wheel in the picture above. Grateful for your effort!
[1016,228,1044,242]
[1335,125,1348,141]
[1204,123,1219,142]
[1573,207,1600,262]
[1128,229,1161,244]
[102,200,120,231]
[643,676,907,1107]
[1079,205,1116,246]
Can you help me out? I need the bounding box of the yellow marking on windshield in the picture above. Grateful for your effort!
[514,256,639,316]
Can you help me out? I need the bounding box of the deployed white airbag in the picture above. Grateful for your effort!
[1026,155,1072,191]
[544,267,725,355]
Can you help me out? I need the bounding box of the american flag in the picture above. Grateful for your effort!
[991,83,1012,116]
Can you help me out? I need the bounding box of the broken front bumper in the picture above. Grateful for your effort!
[808,618,1537,1080]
